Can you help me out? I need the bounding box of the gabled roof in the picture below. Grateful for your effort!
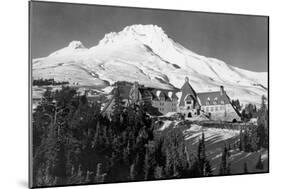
[158,91,170,101]
[179,80,198,106]
[197,91,230,106]
[102,81,179,114]
[168,91,178,100]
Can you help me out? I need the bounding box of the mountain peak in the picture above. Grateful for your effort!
[98,24,169,46]
[48,41,87,57]
[68,41,86,49]
[122,24,167,37]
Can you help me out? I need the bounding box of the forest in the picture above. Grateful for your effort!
[31,87,268,187]
[33,78,69,86]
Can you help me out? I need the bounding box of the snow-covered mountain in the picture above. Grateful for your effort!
[33,24,267,105]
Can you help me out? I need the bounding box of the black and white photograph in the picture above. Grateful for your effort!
[29,1,269,188]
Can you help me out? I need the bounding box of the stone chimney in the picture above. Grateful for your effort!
[220,86,224,96]
[185,76,189,83]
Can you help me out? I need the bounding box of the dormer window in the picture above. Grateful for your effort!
[206,97,210,105]
[214,97,218,105]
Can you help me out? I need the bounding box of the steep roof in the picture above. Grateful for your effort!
[115,84,131,100]
[168,91,179,100]
[197,91,230,106]
[179,80,198,106]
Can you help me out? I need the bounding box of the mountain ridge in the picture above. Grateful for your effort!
[32,24,267,105]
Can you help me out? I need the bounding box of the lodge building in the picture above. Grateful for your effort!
[178,77,241,122]
[102,81,179,117]
[102,77,241,122]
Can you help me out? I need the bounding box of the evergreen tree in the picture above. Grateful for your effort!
[257,95,268,149]
[239,127,244,151]
[231,99,242,111]
[255,154,264,170]
[52,141,67,184]
[250,128,259,151]
[111,87,125,132]
[243,162,249,173]
[154,166,164,179]
[219,145,231,175]
[164,148,173,177]
[197,132,212,176]
[94,163,106,183]
[129,164,137,180]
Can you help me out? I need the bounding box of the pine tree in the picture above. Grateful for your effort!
[94,163,106,183]
[243,162,249,173]
[250,129,259,151]
[144,141,156,180]
[52,141,67,182]
[239,127,244,151]
[154,166,164,179]
[111,87,124,132]
[164,148,173,177]
[257,95,268,149]
[197,132,212,176]
[255,154,264,170]
[184,146,191,168]
[129,164,137,180]
[219,145,231,175]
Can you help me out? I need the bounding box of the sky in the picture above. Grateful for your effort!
[30,1,268,72]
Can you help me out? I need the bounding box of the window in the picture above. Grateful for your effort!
[186,100,192,104]
[220,106,224,110]
[210,107,214,112]
[206,97,210,105]
[214,97,218,105]
[221,100,224,104]
[206,107,209,112]
[215,106,218,111]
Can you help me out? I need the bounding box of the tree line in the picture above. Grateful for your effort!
[32,87,213,187]
[238,95,268,152]
[33,78,69,86]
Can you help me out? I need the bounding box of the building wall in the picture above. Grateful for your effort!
[201,103,241,122]
[152,99,177,115]
[178,107,198,117]
[178,94,200,117]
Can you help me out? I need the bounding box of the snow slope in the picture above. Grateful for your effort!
[184,124,268,174]
[158,121,268,174]
[33,24,268,105]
